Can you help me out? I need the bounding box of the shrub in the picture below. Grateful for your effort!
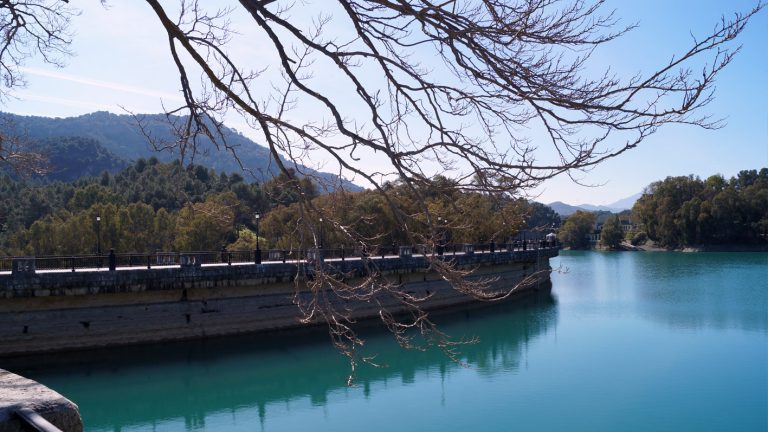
[631,231,648,246]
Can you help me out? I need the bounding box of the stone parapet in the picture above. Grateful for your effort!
[0,248,558,299]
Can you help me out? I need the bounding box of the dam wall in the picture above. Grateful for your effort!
[0,248,558,357]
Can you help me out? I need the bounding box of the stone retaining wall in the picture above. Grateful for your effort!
[0,249,557,357]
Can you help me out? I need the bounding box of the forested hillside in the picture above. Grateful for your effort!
[632,169,768,247]
[0,158,308,255]
[0,111,361,190]
[36,136,129,181]
[0,159,557,256]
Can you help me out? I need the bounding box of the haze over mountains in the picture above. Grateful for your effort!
[0,111,361,190]
[546,192,642,216]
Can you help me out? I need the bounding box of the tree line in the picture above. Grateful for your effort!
[556,169,768,250]
[633,169,768,248]
[0,159,560,256]
[0,157,302,255]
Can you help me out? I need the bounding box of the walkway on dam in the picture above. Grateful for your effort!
[1,243,557,277]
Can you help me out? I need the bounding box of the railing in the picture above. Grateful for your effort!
[0,240,558,274]
[13,407,64,432]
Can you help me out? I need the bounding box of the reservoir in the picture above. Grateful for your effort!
[8,251,767,431]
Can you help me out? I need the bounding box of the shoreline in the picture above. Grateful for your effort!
[636,242,768,253]
[573,242,768,253]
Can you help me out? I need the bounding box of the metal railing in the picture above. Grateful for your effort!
[14,407,64,432]
[0,240,558,274]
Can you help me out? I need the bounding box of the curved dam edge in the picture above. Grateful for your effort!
[0,249,558,357]
[0,369,83,432]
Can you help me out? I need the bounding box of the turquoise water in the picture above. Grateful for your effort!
[11,251,768,431]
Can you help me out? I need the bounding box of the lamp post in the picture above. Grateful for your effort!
[96,216,101,255]
[319,217,324,249]
[502,221,506,251]
[437,217,445,256]
[254,213,261,264]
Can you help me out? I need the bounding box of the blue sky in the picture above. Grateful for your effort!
[535,0,768,205]
[2,0,766,206]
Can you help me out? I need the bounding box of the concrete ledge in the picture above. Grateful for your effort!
[0,369,82,432]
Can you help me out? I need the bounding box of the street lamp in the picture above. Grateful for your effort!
[319,217,324,249]
[96,216,101,255]
[254,213,261,264]
[502,221,507,251]
[436,217,445,256]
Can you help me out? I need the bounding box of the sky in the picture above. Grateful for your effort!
[2,0,766,206]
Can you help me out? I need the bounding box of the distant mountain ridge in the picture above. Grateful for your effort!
[605,192,643,211]
[546,192,642,216]
[0,111,362,190]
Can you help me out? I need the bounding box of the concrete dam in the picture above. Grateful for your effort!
[0,245,559,357]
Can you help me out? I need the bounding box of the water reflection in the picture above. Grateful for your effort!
[554,251,768,332]
[11,292,557,431]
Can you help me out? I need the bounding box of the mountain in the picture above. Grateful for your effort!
[573,203,622,213]
[546,201,585,217]
[37,136,130,182]
[546,192,642,216]
[0,111,362,191]
[605,192,642,211]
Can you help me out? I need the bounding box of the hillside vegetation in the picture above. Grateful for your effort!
[633,169,768,248]
[0,159,559,256]
[0,111,361,190]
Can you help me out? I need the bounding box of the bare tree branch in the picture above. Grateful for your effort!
[0,0,761,377]
[135,0,762,375]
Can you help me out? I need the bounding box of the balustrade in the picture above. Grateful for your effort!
[0,240,559,276]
